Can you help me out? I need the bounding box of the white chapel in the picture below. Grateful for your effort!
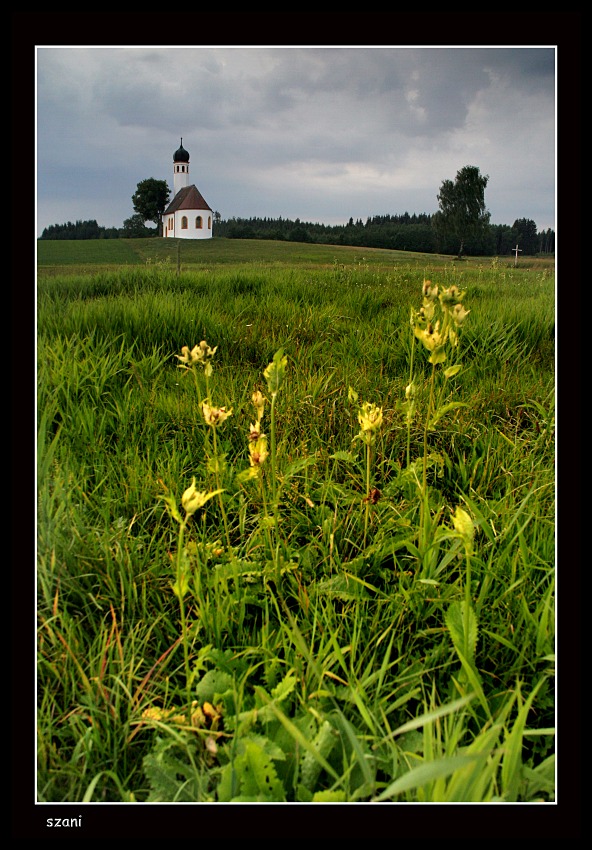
[163,139,213,239]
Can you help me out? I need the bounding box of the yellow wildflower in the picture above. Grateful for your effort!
[201,401,233,428]
[414,320,446,351]
[249,434,269,467]
[358,401,383,433]
[176,340,218,370]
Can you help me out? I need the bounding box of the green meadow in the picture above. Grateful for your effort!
[37,238,555,803]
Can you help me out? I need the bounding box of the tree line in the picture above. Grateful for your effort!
[39,165,554,256]
[39,219,124,240]
[40,214,553,257]
[214,214,554,256]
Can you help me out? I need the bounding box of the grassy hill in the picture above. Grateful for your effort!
[37,236,555,276]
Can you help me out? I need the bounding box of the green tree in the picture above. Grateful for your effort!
[132,178,171,237]
[512,218,538,255]
[433,165,490,257]
[122,213,156,238]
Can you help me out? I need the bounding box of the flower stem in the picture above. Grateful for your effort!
[406,333,416,469]
[270,392,278,510]
[464,548,472,659]
[176,519,192,719]
[364,439,372,548]
[419,364,436,558]
[211,426,232,549]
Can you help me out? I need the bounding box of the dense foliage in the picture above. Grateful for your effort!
[39,219,122,240]
[213,214,554,256]
[432,166,491,257]
[131,178,171,236]
[40,213,554,256]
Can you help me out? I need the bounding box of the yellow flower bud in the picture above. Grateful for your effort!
[181,478,208,516]
[198,340,217,361]
[452,505,474,555]
[252,390,266,423]
[176,345,198,366]
[451,303,470,326]
[181,478,224,517]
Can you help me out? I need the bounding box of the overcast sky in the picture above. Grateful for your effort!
[35,45,556,238]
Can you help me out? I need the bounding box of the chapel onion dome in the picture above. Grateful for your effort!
[173,139,190,163]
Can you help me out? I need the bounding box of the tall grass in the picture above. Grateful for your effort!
[37,250,555,803]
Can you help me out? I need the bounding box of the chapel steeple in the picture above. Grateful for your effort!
[173,138,190,196]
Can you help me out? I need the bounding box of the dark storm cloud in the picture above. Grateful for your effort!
[36,45,556,235]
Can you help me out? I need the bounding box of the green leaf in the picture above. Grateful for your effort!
[299,720,339,791]
[235,466,259,484]
[501,680,545,802]
[160,491,182,524]
[521,754,555,801]
[312,790,347,802]
[255,695,341,786]
[194,668,234,703]
[283,455,318,480]
[206,454,227,476]
[315,573,369,601]
[446,600,478,664]
[386,694,475,741]
[444,364,462,379]
[374,755,478,801]
[271,673,297,704]
[429,345,447,365]
[428,401,469,429]
[218,738,286,802]
[263,348,287,396]
[143,738,203,803]
[171,574,190,600]
[329,450,357,463]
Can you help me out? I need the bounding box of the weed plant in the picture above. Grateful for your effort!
[37,248,555,803]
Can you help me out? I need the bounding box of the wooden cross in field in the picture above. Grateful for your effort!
[512,244,522,267]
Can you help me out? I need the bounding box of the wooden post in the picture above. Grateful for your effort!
[512,244,522,267]
[177,241,181,277]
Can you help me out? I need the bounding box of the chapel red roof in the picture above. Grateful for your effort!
[164,185,212,215]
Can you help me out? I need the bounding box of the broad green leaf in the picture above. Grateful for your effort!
[194,668,234,703]
[263,348,287,396]
[271,673,297,703]
[428,401,469,429]
[218,738,286,802]
[446,600,478,664]
[312,790,347,802]
[444,364,462,378]
[429,345,447,365]
[171,574,190,600]
[329,450,357,463]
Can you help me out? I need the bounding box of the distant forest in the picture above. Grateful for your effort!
[39,213,555,256]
